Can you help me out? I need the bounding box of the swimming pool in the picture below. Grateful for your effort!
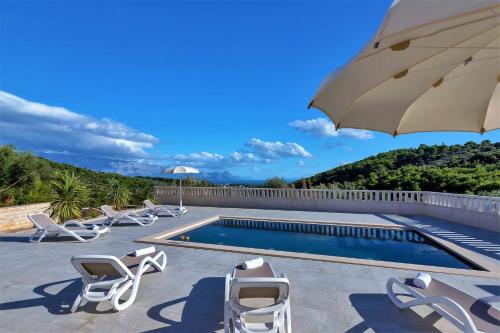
[168,218,480,270]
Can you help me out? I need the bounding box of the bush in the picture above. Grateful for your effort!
[263,177,289,189]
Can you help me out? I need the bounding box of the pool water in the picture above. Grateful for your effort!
[170,219,479,270]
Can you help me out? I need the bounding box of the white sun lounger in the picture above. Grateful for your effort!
[28,213,110,243]
[71,248,167,312]
[225,260,292,333]
[387,277,500,333]
[101,205,158,227]
[143,199,183,217]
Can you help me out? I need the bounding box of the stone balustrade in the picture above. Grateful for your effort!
[155,187,499,232]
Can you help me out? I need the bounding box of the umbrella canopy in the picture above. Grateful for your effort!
[309,0,500,136]
[162,166,200,175]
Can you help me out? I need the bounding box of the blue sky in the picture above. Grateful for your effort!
[1,0,498,181]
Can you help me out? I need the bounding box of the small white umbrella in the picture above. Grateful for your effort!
[309,0,500,136]
[162,166,200,212]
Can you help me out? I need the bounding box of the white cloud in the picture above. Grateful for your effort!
[161,138,311,171]
[0,91,158,158]
[229,152,260,163]
[289,118,373,139]
[174,152,224,162]
[244,138,313,159]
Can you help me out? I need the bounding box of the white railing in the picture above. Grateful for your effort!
[154,187,500,215]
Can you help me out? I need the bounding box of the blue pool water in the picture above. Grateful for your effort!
[170,219,479,270]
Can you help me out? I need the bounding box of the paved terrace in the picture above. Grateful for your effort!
[0,207,499,333]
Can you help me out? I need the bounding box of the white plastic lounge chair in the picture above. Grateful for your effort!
[71,247,167,312]
[28,213,110,243]
[387,277,500,333]
[101,205,158,227]
[225,260,292,333]
[143,199,183,217]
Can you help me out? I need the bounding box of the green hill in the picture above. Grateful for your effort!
[0,145,212,207]
[293,141,500,195]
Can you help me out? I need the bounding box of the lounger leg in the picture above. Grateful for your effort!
[30,229,47,243]
[71,294,83,313]
[224,274,232,333]
[111,280,135,311]
[285,299,292,333]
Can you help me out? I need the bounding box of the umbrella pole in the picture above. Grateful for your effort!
[179,178,183,211]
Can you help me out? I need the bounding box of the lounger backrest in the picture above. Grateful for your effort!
[28,213,60,232]
[101,205,118,218]
[71,255,133,280]
[144,200,155,210]
[231,277,290,305]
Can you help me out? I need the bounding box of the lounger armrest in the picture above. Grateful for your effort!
[63,219,79,227]
[134,252,166,276]
[63,220,90,228]
[225,274,231,302]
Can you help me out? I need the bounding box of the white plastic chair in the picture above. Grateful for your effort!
[28,213,109,243]
[71,249,167,312]
[101,205,158,227]
[225,261,292,333]
[144,199,183,217]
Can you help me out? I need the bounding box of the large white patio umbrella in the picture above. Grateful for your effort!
[309,0,500,136]
[162,166,200,213]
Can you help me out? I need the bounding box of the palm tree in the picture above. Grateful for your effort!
[49,170,89,223]
[105,178,130,210]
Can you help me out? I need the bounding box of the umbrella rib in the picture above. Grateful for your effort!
[409,45,500,50]
[366,4,500,57]
[407,55,500,74]
[394,41,499,135]
[332,25,499,131]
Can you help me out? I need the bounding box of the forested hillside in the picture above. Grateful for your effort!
[293,141,500,195]
[0,145,212,207]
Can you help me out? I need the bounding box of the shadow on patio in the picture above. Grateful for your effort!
[143,276,224,333]
[347,293,443,333]
[0,278,82,315]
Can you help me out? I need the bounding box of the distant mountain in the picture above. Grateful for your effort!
[198,171,244,185]
[293,140,500,195]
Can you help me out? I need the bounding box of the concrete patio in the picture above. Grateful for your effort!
[0,206,498,333]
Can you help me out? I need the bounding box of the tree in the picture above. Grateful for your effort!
[49,170,89,223]
[263,177,289,189]
[105,178,131,210]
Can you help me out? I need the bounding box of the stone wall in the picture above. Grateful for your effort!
[0,203,50,233]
